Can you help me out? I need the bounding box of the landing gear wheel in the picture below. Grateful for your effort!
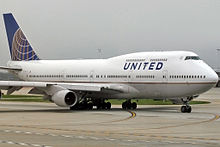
[122,102,127,109]
[96,102,111,110]
[180,97,193,113]
[102,103,107,109]
[126,102,131,109]
[87,103,93,110]
[181,106,192,113]
[131,102,137,109]
[186,106,192,113]
[181,106,187,113]
[122,100,137,110]
[97,104,102,110]
[106,102,111,110]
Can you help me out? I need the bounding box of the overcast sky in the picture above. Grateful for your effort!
[0,0,220,68]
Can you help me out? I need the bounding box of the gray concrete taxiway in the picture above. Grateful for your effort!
[0,88,220,147]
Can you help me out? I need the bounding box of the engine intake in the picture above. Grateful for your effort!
[52,90,78,107]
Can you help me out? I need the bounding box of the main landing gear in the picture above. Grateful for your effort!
[180,97,192,113]
[70,99,93,110]
[95,99,111,110]
[122,100,137,109]
[70,98,112,110]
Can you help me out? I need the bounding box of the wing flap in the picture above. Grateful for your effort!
[56,83,130,93]
[0,81,47,87]
[57,83,101,92]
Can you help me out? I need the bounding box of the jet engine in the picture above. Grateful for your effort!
[51,90,78,107]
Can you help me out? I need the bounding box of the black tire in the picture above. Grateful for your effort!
[126,102,131,109]
[186,106,192,113]
[181,106,186,113]
[106,102,111,110]
[87,103,93,110]
[101,103,107,109]
[122,102,127,109]
[131,102,137,109]
[97,105,102,110]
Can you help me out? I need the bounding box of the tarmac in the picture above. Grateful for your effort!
[0,88,219,147]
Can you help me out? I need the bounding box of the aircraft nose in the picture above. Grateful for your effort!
[208,69,219,84]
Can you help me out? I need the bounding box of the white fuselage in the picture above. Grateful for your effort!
[7,51,218,100]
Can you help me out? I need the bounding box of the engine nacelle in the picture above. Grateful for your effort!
[51,90,78,107]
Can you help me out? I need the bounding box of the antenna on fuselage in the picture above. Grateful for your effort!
[97,48,102,59]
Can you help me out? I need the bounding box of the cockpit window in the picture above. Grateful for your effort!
[185,56,200,60]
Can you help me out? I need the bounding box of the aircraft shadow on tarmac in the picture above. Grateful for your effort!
[0,106,180,114]
[135,107,180,113]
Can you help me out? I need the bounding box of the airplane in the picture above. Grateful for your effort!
[0,13,218,113]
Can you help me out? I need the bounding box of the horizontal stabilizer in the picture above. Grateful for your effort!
[0,66,22,71]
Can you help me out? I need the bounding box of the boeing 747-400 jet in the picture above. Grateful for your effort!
[0,13,218,113]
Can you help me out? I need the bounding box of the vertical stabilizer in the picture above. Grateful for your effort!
[3,13,40,61]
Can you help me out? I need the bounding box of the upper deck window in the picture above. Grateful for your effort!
[185,56,200,60]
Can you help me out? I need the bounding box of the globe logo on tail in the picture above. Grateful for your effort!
[12,28,39,61]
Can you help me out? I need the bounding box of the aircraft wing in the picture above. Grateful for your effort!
[0,81,130,94]
[0,81,47,87]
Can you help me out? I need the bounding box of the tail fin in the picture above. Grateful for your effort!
[3,13,40,61]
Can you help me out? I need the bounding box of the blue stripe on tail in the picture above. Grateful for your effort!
[3,13,40,61]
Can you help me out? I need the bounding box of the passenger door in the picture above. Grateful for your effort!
[162,70,168,97]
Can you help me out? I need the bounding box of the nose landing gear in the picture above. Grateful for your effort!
[181,105,192,113]
[181,97,192,113]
